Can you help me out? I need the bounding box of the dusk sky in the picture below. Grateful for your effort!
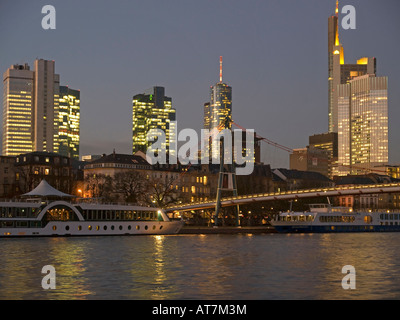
[1,0,399,168]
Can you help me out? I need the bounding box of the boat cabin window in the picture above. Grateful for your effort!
[81,209,158,221]
[380,213,400,220]
[319,215,355,223]
[278,214,315,222]
[0,206,39,218]
[43,205,79,222]
[331,207,352,213]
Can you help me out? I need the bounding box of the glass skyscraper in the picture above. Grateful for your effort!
[2,59,60,156]
[58,86,80,159]
[132,86,176,156]
[203,57,233,161]
[204,57,232,132]
[33,59,60,154]
[209,82,232,131]
[2,63,34,156]
[337,74,388,175]
[328,1,376,133]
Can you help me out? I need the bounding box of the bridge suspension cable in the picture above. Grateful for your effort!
[231,121,293,153]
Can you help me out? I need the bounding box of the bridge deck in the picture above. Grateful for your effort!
[167,183,400,212]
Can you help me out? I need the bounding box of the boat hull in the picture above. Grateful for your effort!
[273,224,400,233]
[0,220,184,237]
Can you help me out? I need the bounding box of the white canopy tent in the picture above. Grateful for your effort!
[22,180,75,198]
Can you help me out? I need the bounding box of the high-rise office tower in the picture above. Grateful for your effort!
[2,63,34,155]
[132,86,176,155]
[328,1,376,133]
[203,57,233,162]
[337,74,388,176]
[2,59,60,156]
[204,57,232,132]
[33,59,60,153]
[309,132,338,178]
[58,86,80,159]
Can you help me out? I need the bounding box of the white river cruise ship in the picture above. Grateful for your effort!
[0,180,184,237]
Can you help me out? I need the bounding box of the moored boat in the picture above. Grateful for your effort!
[271,203,400,233]
[0,180,184,237]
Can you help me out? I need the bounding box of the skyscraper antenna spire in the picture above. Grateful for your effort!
[335,0,339,17]
[219,56,223,83]
[335,0,340,46]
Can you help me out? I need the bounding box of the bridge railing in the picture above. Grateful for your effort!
[166,183,400,211]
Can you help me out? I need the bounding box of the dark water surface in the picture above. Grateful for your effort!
[1,233,400,300]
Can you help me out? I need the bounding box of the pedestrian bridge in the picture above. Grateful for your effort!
[165,183,400,213]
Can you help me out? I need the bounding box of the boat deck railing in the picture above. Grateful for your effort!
[0,197,156,208]
[282,208,400,215]
[0,198,42,204]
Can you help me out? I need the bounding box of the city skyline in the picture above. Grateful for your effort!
[1,59,81,159]
[0,1,399,168]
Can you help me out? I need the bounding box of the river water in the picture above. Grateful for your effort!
[1,233,400,300]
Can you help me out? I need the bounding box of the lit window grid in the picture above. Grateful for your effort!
[132,99,176,153]
[337,81,388,176]
[209,83,232,130]
[2,79,34,156]
[58,93,80,159]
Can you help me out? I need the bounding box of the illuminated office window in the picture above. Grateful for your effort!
[337,75,388,176]
[58,86,80,159]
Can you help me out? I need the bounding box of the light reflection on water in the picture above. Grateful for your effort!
[1,233,400,300]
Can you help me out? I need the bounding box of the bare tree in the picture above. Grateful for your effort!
[14,166,32,195]
[113,170,145,204]
[85,173,112,201]
[143,174,182,208]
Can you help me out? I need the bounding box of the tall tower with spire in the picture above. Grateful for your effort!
[328,0,376,133]
[203,56,232,132]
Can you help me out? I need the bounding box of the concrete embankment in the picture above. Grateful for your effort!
[178,226,277,234]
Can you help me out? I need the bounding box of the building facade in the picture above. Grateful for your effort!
[58,86,80,159]
[2,59,62,156]
[334,174,400,210]
[14,151,73,195]
[309,132,338,178]
[370,165,400,179]
[0,156,16,198]
[132,86,176,156]
[337,74,388,175]
[33,59,60,154]
[328,2,376,133]
[2,63,34,156]
[208,82,232,131]
[290,147,330,178]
